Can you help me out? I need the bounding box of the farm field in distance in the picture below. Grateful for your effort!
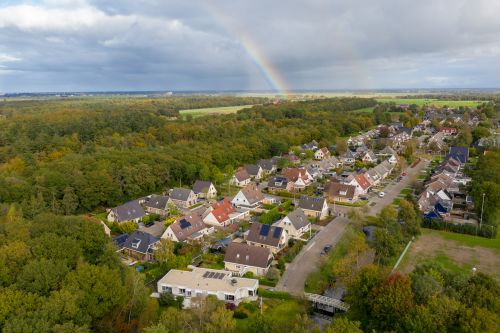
[375,98,485,107]
[179,104,254,118]
[398,229,500,278]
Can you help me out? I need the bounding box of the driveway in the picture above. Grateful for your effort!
[138,221,165,237]
[275,216,350,294]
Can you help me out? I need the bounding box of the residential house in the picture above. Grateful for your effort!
[118,231,159,262]
[392,127,412,147]
[161,214,214,242]
[301,140,319,151]
[157,267,258,306]
[107,200,145,223]
[274,208,311,239]
[192,180,217,199]
[257,159,277,174]
[365,168,381,185]
[244,164,263,180]
[281,168,313,191]
[246,223,287,254]
[361,150,377,163]
[231,169,251,187]
[377,146,397,157]
[341,150,356,165]
[298,196,329,220]
[170,188,197,208]
[439,127,457,135]
[224,242,273,276]
[282,153,301,165]
[144,194,171,216]
[373,163,389,179]
[447,146,469,164]
[267,175,293,193]
[348,174,371,195]
[231,184,265,209]
[314,147,330,160]
[203,198,237,227]
[324,181,357,203]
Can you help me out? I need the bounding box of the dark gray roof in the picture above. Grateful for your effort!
[144,194,170,210]
[247,223,284,247]
[398,127,412,135]
[122,231,159,254]
[224,242,272,268]
[170,188,193,202]
[298,196,326,212]
[285,208,310,229]
[448,146,469,164]
[192,180,213,194]
[111,200,145,222]
[244,164,262,176]
[267,176,289,189]
[112,234,129,248]
[344,150,356,159]
[257,159,275,171]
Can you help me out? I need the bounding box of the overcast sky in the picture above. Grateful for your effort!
[1,0,499,92]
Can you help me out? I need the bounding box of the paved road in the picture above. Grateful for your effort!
[276,216,350,294]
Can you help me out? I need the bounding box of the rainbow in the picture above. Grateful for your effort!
[203,2,290,96]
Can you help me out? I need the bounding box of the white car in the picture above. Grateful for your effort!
[378,192,385,198]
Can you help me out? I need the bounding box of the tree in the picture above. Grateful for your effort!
[398,199,420,237]
[119,221,138,234]
[16,258,69,296]
[335,139,348,155]
[61,187,79,215]
[325,317,363,333]
[203,304,236,333]
[154,239,176,266]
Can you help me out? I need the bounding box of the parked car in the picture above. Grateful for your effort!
[378,192,385,198]
[401,172,407,176]
[360,195,369,201]
[321,245,332,255]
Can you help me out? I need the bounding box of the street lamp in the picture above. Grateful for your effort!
[480,193,485,229]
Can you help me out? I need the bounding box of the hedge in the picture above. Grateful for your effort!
[422,218,497,239]
[257,288,291,300]
[258,279,277,287]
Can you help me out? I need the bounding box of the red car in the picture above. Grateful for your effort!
[401,172,407,176]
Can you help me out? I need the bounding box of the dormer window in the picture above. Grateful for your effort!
[131,239,141,249]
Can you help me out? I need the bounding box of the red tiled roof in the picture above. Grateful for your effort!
[354,174,371,190]
[282,168,309,182]
[210,198,236,224]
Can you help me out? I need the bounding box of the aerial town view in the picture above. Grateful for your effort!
[0,1,499,333]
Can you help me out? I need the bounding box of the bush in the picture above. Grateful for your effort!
[243,271,255,279]
[422,218,496,238]
[257,288,291,300]
[159,293,184,309]
[233,310,248,319]
[259,278,277,287]
[119,221,138,234]
[266,267,281,281]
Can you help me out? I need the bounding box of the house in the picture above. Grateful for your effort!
[267,175,293,193]
[107,200,145,223]
[387,154,398,164]
[324,181,357,203]
[246,223,288,254]
[348,174,371,195]
[274,208,311,240]
[231,169,251,187]
[170,188,197,208]
[118,231,159,262]
[361,150,377,163]
[224,242,273,276]
[439,127,457,135]
[244,164,263,180]
[156,267,258,306]
[377,146,397,157]
[365,169,381,185]
[301,140,319,151]
[282,153,300,165]
[341,150,356,165]
[144,194,171,216]
[314,147,330,160]
[192,180,217,199]
[231,184,265,209]
[447,146,469,164]
[281,168,313,191]
[257,159,277,174]
[298,196,329,220]
[161,214,214,242]
[203,198,237,227]
[373,163,389,179]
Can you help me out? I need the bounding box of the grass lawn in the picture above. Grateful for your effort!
[179,105,254,118]
[375,98,484,107]
[398,229,500,278]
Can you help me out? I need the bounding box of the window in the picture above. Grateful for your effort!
[187,290,192,297]
[249,290,254,296]
[161,286,172,293]
[179,288,186,295]
[225,294,235,301]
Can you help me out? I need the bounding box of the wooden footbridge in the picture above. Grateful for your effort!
[304,293,350,313]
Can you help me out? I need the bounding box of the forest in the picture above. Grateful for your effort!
[0,96,376,216]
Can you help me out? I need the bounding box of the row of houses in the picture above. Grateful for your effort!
[418,147,471,219]
[324,157,396,203]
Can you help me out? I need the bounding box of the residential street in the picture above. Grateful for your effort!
[275,158,429,294]
[276,216,349,294]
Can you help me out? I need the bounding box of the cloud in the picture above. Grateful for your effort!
[0,0,499,92]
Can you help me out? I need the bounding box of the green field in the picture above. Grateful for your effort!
[179,105,254,118]
[376,98,484,107]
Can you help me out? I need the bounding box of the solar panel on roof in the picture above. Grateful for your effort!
[208,272,215,278]
[179,219,191,229]
[273,227,282,239]
[217,273,224,279]
[260,224,270,236]
[203,271,210,278]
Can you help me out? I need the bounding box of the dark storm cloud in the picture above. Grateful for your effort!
[0,0,499,92]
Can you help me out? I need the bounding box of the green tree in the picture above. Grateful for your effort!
[61,187,79,215]
[325,317,363,333]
